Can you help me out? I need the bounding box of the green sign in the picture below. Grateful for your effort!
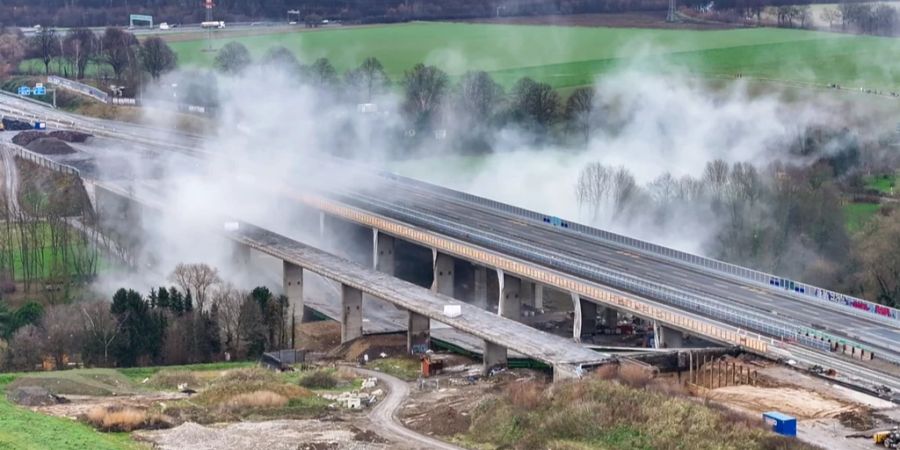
[129,14,153,27]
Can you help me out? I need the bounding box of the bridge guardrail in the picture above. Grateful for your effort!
[47,75,110,104]
[339,190,890,365]
[378,171,900,326]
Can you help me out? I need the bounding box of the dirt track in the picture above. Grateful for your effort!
[463,12,738,30]
[354,368,463,450]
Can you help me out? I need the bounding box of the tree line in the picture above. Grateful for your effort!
[574,126,900,308]
[0,263,290,371]
[0,0,672,28]
[209,40,597,151]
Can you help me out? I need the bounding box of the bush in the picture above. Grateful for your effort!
[213,368,276,385]
[298,371,338,389]
[148,370,202,390]
[225,390,288,411]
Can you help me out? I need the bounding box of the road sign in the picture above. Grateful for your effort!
[17,86,31,96]
[33,86,46,96]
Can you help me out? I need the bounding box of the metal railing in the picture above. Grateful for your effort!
[376,171,900,326]
[47,76,109,104]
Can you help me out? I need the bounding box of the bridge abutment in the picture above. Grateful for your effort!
[341,284,363,343]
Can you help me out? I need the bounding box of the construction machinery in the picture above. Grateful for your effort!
[875,427,900,448]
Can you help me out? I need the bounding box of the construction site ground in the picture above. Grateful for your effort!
[693,356,899,450]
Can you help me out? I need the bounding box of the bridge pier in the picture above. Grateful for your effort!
[483,340,508,373]
[654,322,684,349]
[602,308,619,330]
[407,311,430,354]
[341,284,363,343]
[473,266,488,309]
[570,294,597,341]
[432,251,455,297]
[534,284,544,310]
[232,241,251,265]
[373,231,395,274]
[498,271,521,321]
[283,262,304,344]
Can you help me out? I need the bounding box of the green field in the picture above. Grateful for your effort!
[844,202,882,233]
[162,22,900,89]
[864,173,898,194]
[0,372,142,450]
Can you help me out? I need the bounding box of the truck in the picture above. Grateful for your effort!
[159,22,171,30]
[201,21,225,29]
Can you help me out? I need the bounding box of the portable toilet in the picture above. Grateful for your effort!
[763,411,797,437]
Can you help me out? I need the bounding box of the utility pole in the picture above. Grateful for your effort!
[667,0,677,22]
[205,0,215,52]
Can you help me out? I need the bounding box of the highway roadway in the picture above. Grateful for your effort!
[320,169,900,359]
[2,94,899,396]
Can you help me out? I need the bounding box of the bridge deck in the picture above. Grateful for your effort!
[230,222,611,368]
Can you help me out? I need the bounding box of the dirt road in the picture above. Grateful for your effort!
[354,368,464,450]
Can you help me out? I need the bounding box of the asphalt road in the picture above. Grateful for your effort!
[354,367,464,450]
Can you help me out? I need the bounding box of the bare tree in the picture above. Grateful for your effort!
[510,77,559,131]
[63,28,98,79]
[565,86,595,143]
[575,163,638,222]
[344,57,391,102]
[212,283,247,356]
[101,27,137,81]
[139,37,176,81]
[306,57,338,88]
[402,63,449,130]
[30,27,59,75]
[214,41,252,75]
[5,324,44,371]
[0,29,26,78]
[169,263,222,313]
[820,7,841,29]
[856,210,900,307]
[455,71,503,125]
[42,304,82,370]
[80,301,122,367]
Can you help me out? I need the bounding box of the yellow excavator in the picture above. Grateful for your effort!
[875,427,900,448]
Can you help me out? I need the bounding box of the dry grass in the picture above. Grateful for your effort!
[84,406,172,432]
[194,369,311,407]
[466,375,818,450]
[213,368,277,385]
[225,390,288,411]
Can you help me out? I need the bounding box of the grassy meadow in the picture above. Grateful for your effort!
[156,22,900,90]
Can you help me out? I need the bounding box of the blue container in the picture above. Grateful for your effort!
[763,411,797,437]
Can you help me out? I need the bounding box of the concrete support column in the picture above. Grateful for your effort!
[534,284,544,311]
[318,211,326,240]
[498,271,521,321]
[572,293,583,342]
[407,311,430,354]
[341,284,363,343]
[521,280,534,308]
[654,322,684,349]
[373,231,395,274]
[473,266,488,309]
[483,340,508,373]
[232,242,251,266]
[603,308,619,329]
[432,251,454,297]
[581,299,597,337]
[283,262,303,343]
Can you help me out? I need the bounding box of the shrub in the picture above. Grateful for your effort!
[84,406,171,432]
[149,370,202,390]
[506,380,545,410]
[213,368,276,385]
[225,390,288,411]
[298,370,338,389]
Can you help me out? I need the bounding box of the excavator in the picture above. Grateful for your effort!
[875,427,900,448]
